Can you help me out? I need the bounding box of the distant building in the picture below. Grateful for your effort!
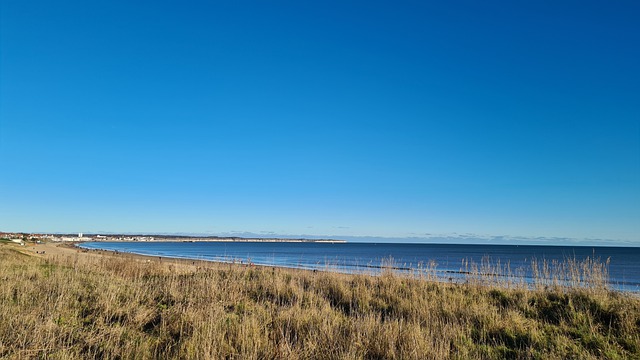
[78,233,83,238]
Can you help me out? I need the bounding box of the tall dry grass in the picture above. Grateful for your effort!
[0,245,638,359]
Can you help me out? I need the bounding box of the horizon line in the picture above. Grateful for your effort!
[3,230,638,247]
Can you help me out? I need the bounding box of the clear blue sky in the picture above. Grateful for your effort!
[1,1,638,244]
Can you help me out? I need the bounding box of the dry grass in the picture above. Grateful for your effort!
[1,245,639,359]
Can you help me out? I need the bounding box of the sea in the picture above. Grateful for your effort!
[78,242,640,293]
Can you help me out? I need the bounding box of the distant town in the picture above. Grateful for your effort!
[0,232,346,245]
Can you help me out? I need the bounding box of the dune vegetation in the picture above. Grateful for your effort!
[1,244,639,359]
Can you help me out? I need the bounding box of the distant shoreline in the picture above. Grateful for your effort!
[2,232,347,244]
[77,236,347,244]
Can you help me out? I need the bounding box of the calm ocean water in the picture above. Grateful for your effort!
[79,242,640,293]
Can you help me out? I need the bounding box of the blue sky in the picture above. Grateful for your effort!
[1,1,638,244]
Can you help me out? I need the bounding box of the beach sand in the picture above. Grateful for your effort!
[14,241,213,271]
[17,241,290,274]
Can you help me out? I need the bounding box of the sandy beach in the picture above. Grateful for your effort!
[15,241,207,270]
[21,241,296,274]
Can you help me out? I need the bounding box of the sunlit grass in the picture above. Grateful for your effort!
[1,245,638,359]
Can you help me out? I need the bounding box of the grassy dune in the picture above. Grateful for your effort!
[1,245,639,359]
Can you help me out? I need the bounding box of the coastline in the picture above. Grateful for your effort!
[3,240,639,358]
[28,241,319,275]
[15,240,638,295]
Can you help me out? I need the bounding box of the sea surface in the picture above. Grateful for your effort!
[79,242,640,293]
